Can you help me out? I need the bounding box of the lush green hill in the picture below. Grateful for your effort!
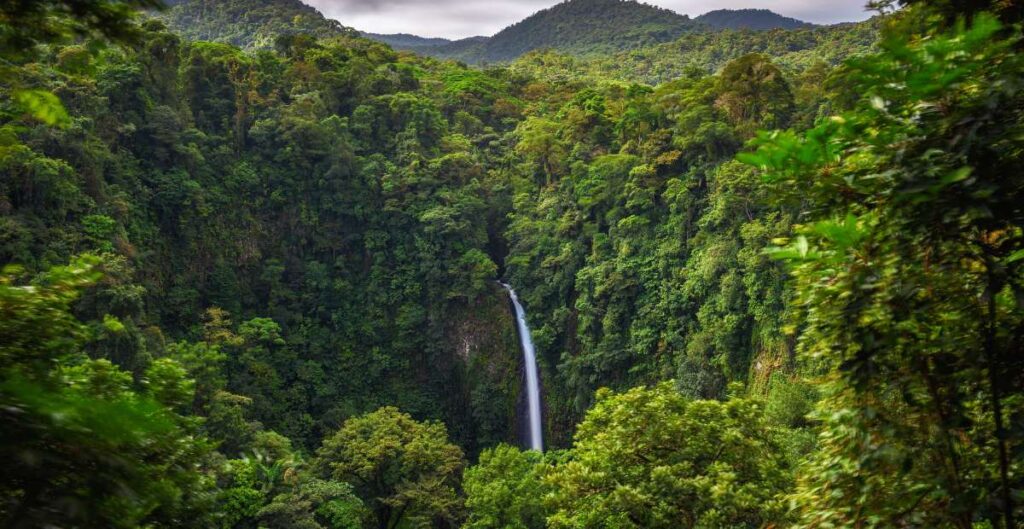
[504,18,878,88]
[588,18,879,83]
[364,2,834,66]
[695,8,814,30]
[158,0,355,48]
[365,0,699,64]
[162,0,835,71]
[426,35,489,59]
[365,32,489,61]
[474,0,696,62]
[360,32,455,50]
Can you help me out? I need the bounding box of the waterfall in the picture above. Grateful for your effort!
[501,283,543,451]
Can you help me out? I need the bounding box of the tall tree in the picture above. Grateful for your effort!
[545,383,790,529]
[464,445,549,529]
[0,257,215,528]
[742,7,1024,527]
[314,407,465,529]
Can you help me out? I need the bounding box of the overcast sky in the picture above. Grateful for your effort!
[302,0,874,39]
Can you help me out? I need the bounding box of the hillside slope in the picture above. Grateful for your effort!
[476,0,695,61]
[159,0,355,48]
[366,0,698,64]
[582,18,878,83]
[360,32,456,51]
[164,0,821,66]
[695,8,814,30]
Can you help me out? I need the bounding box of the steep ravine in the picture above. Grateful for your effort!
[442,283,524,458]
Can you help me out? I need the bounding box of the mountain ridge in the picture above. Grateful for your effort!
[361,0,821,63]
[695,8,815,30]
[360,32,461,49]
[361,0,700,63]
[474,0,696,62]
[160,0,829,65]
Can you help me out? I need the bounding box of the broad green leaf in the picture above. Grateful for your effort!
[14,89,70,126]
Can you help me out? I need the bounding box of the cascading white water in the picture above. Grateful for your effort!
[501,283,543,451]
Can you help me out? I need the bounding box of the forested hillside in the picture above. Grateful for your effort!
[589,18,879,82]
[362,0,699,63]
[360,32,465,52]
[159,0,355,48]
[507,19,879,86]
[2,0,1023,528]
[362,3,858,70]
[174,0,872,77]
[466,0,696,62]
[695,8,815,30]
[4,0,530,473]
[167,0,835,67]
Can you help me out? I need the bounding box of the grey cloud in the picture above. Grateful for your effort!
[303,0,873,39]
[305,0,552,37]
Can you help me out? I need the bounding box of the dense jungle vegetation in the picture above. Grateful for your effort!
[160,0,357,48]
[1,0,1022,528]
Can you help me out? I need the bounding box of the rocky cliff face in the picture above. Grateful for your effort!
[443,283,523,457]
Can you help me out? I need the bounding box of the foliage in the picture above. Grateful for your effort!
[545,383,791,528]
[0,258,215,528]
[0,0,161,127]
[694,8,813,30]
[2,10,524,452]
[715,53,794,133]
[158,0,356,49]
[258,478,367,529]
[586,20,880,84]
[503,71,796,437]
[464,445,550,529]
[741,7,1024,528]
[0,0,162,61]
[315,407,466,529]
[5,1,1023,528]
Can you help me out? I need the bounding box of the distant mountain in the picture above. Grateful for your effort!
[474,0,696,62]
[158,0,356,49]
[162,0,818,65]
[429,36,490,58]
[361,1,824,64]
[360,33,455,50]
[695,9,814,31]
[364,0,697,64]
[362,32,489,60]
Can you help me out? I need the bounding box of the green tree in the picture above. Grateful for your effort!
[0,0,161,59]
[314,407,465,529]
[741,8,1024,528]
[259,478,368,529]
[715,53,794,134]
[464,445,550,529]
[545,383,790,529]
[1,0,162,125]
[0,257,215,528]
[515,117,567,185]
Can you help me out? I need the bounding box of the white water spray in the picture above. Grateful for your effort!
[501,283,543,451]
